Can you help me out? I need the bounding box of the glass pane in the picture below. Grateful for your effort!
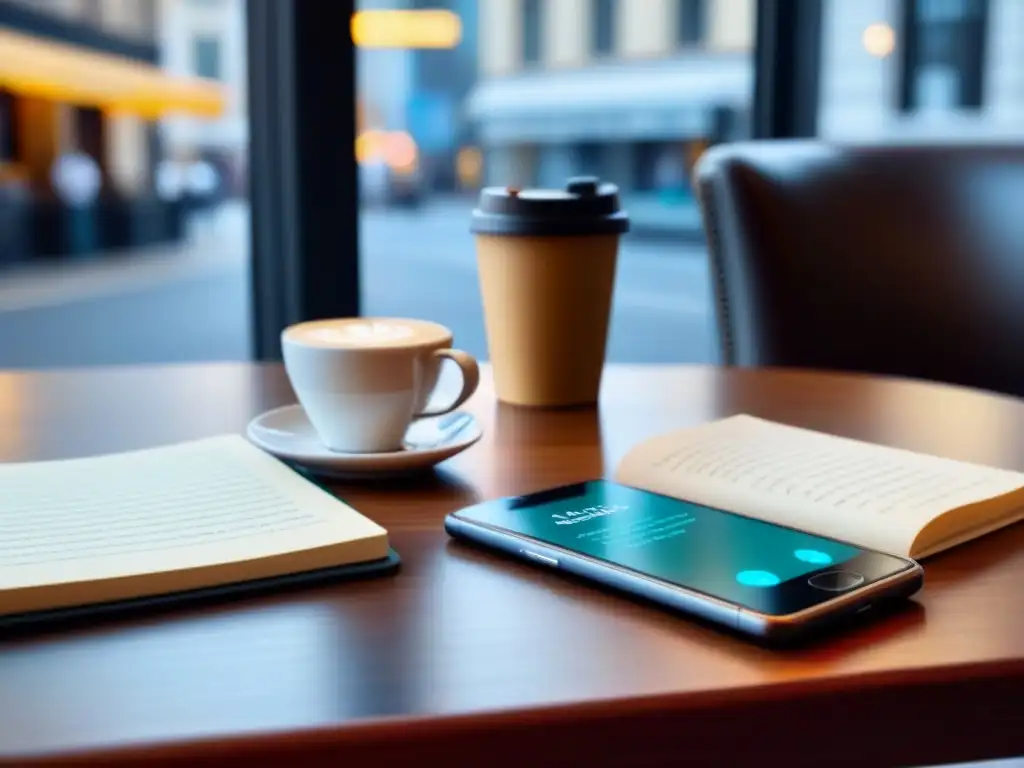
[819,0,994,123]
[357,0,757,365]
[917,0,971,22]
[0,0,251,368]
[593,0,615,56]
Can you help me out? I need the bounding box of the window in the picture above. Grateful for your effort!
[192,35,222,80]
[577,142,605,177]
[593,0,614,56]
[138,0,158,38]
[0,0,252,367]
[0,90,15,162]
[354,0,757,366]
[74,106,104,166]
[679,0,706,46]
[82,0,103,25]
[522,0,541,65]
[815,0,1014,137]
[900,0,988,111]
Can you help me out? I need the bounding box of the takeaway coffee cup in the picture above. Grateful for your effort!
[471,176,629,407]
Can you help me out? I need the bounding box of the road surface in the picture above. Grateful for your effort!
[361,199,717,364]
[0,200,717,368]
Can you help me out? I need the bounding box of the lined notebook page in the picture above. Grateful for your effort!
[0,435,387,593]
[615,415,1024,555]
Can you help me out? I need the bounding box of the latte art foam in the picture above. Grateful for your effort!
[286,318,450,349]
[305,321,415,346]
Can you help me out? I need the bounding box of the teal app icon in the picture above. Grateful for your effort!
[736,570,781,587]
[794,549,833,565]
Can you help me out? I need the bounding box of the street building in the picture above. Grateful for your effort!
[466,0,1020,234]
[0,0,225,262]
[356,0,479,201]
[819,0,1023,141]
[158,0,248,198]
[466,0,754,233]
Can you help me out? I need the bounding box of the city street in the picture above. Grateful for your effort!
[362,199,717,364]
[0,199,717,368]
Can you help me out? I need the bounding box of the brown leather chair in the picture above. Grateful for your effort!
[694,141,1024,398]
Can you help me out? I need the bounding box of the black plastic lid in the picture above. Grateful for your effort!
[470,176,630,237]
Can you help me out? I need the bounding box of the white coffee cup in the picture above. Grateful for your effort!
[281,317,480,453]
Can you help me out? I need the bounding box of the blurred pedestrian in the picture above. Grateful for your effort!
[50,149,101,257]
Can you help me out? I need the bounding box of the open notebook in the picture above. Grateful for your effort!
[0,435,393,620]
[615,415,1024,559]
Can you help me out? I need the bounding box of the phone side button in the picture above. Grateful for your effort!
[521,550,559,567]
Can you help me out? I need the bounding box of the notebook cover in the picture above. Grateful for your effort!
[0,548,401,636]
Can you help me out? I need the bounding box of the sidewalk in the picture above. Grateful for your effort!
[0,195,702,316]
[0,204,249,313]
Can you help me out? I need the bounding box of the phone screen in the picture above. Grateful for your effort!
[456,480,911,614]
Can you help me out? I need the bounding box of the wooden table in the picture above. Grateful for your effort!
[1,363,1023,767]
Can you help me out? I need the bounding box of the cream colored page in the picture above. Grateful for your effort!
[0,435,386,591]
[615,415,1024,555]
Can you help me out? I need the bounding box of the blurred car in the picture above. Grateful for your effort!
[359,158,388,205]
[386,165,424,207]
[360,160,424,208]
[358,130,424,208]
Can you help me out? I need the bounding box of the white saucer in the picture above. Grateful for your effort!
[246,404,482,480]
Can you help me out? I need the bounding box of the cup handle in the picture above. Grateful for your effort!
[416,348,480,419]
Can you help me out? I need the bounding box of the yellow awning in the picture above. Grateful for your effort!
[0,27,224,119]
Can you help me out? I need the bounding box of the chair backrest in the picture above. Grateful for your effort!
[694,140,1024,398]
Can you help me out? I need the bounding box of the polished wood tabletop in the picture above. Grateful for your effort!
[1,363,1023,767]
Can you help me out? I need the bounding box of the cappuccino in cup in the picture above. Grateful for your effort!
[282,318,479,453]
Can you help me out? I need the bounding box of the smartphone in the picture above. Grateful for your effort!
[445,480,923,643]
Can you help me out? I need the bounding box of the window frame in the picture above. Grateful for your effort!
[140,0,157,37]
[246,0,822,361]
[522,0,541,65]
[751,0,822,139]
[898,0,989,112]
[0,90,16,163]
[82,0,103,26]
[247,0,360,361]
[592,0,615,57]
[0,0,158,62]
[192,35,222,80]
[678,0,706,47]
